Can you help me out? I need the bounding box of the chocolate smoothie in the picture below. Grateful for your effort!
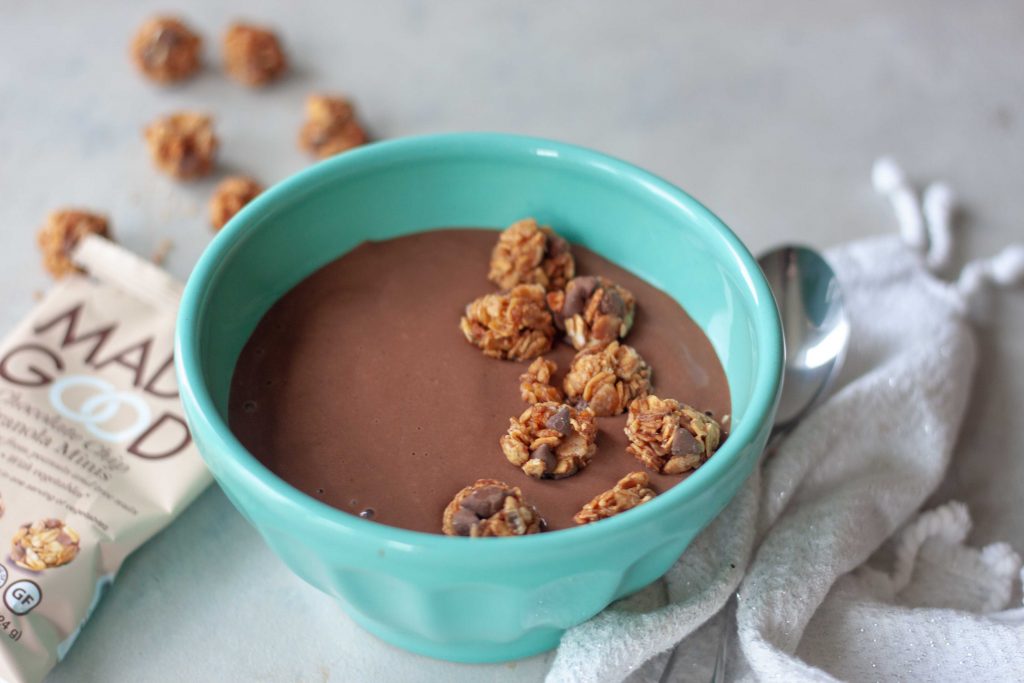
[229,229,730,533]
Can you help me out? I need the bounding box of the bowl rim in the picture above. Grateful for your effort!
[175,132,783,552]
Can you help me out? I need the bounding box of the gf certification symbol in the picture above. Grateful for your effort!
[4,580,42,616]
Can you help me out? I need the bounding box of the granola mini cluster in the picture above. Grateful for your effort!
[574,471,657,524]
[500,402,597,480]
[223,22,287,86]
[209,175,264,230]
[547,275,636,350]
[442,479,542,537]
[144,112,218,179]
[460,284,554,361]
[130,17,203,84]
[625,395,722,475]
[563,341,652,417]
[519,357,563,404]
[11,519,80,571]
[488,218,575,291]
[299,94,368,159]
[37,210,110,278]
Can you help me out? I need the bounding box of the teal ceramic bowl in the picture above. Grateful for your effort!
[175,133,782,663]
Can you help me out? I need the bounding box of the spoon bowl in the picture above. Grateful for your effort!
[758,245,850,432]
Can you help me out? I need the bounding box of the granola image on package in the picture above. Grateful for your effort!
[10,519,80,571]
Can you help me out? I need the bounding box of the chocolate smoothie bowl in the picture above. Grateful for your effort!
[175,133,783,662]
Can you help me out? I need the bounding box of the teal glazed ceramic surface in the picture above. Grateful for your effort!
[175,133,783,663]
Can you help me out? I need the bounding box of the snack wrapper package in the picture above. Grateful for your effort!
[0,235,211,682]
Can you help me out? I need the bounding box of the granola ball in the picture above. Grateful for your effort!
[488,218,575,291]
[443,479,542,537]
[460,284,554,361]
[298,94,368,159]
[37,209,110,278]
[11,519,80,571]
[209,175,264,230]
[519,357,563,404]
[500,402,598,480]
[130,16,202,84]
[547,275,636,350]
[563,341,652,417]
[144,112,218,180]
[625,395,722,475]
[574,471,657,524]
[223,22,287,86]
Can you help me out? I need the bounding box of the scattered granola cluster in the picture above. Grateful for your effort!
[459,284,554,361]
[130,17,203,84]
[563,341,652,417]
[519,357,563,404]
[299,94,369,159]
[209,176,264,230]
[35,14,366,274]
[548,275,637,350]
[625,395,722,474]
[574,472,657,524]
[500,402,598,479]
[442,480,541,537]
[37,210,110,278]
[447,218,726,534]
[223,22,288,86]
[11,519,80,571]
[144,112,219,180]
[488,218,575,291]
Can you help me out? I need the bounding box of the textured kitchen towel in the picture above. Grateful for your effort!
[546,160,1024,683]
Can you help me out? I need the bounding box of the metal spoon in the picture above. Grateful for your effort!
[760,245,851,438]
[660,245,850,683]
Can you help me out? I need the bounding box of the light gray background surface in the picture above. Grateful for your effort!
[1,1,1021,681]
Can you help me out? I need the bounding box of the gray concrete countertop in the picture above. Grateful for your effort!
[1,1,1021,681]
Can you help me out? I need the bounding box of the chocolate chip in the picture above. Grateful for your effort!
[529,443,557,472]
[545,405,572,436]
[460,486,507,517]
[571,396,590,411]
[670,428,703,456]
[598,288,626,318]
[547,233,570,256]
[562,276,599,319]
[451,507,479,536]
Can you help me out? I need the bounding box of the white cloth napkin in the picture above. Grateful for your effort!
[546,160,1024,683]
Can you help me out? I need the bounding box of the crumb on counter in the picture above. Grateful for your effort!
[209,176,264,230]
[130,16,203,84]
[223,22,287,86]
[298,94,368,159]
[144,112,218,180]
[37,209,110,278]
